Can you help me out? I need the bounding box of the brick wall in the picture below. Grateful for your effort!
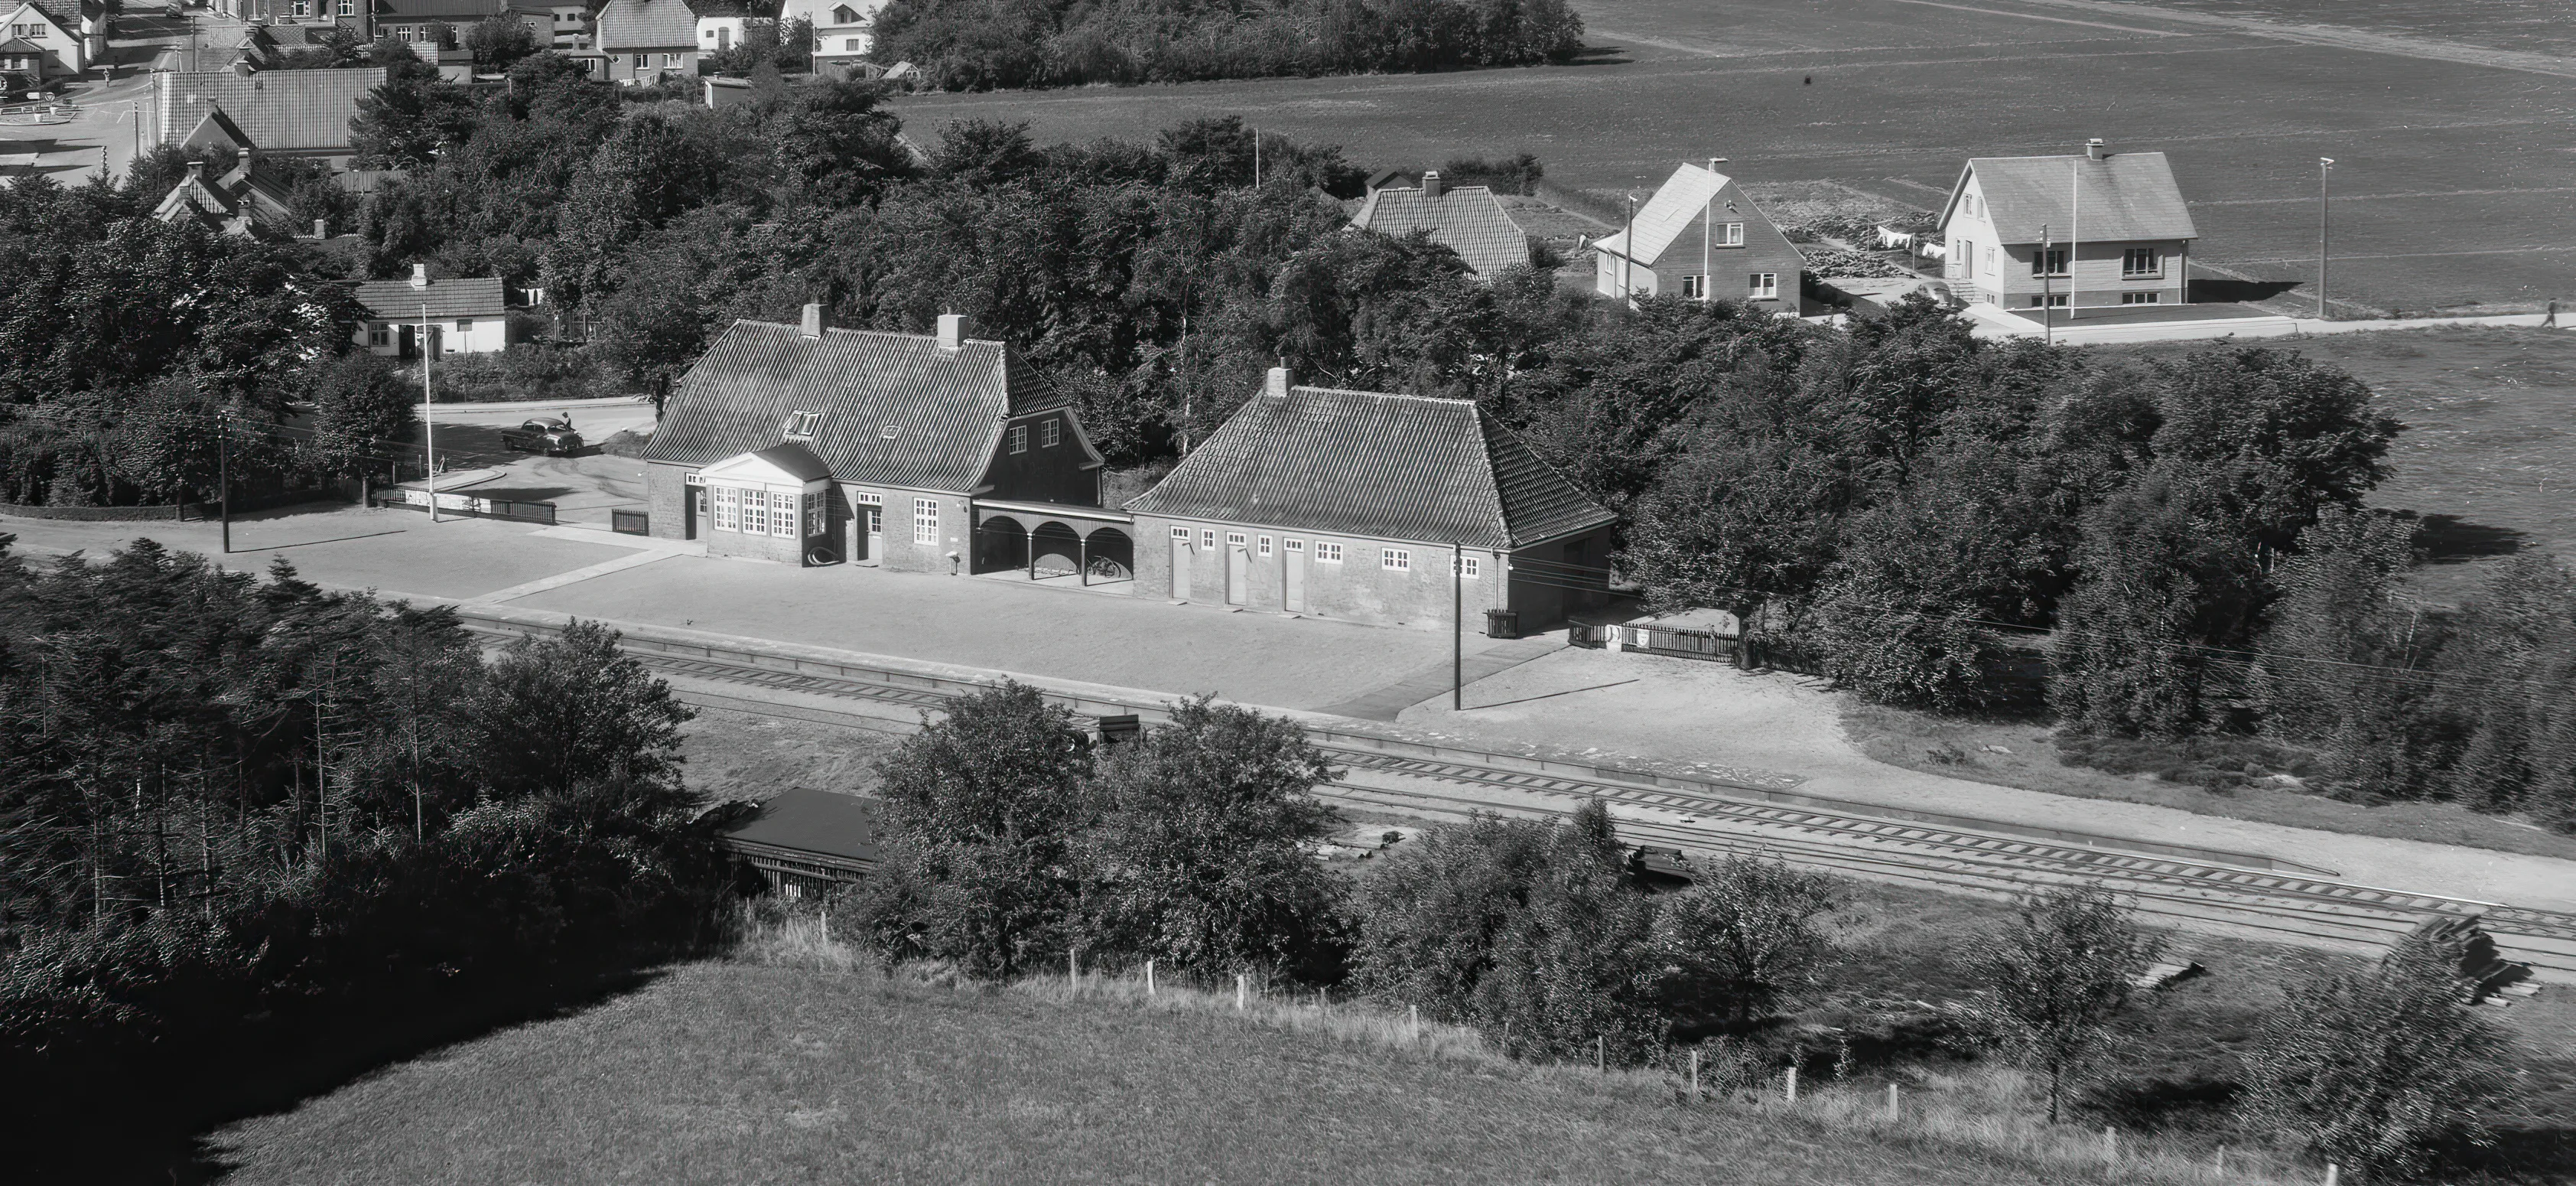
[1130,514,1509,630]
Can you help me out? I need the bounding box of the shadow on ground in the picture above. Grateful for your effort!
[2408,512,2526,562]
[2188,278,2304,304]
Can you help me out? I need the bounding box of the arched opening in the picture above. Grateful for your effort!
[1083,526,1134,585]
[1030,522,1084,578]
[976,516,1026,574]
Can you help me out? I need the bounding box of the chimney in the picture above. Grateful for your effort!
[1420,169,1442,200]
[183,160,204,183]
[1264,366,1290,398]
[2085,138,2106,161]
[800,301,825,339]
[408,262,429,288]
[936,311,968,351]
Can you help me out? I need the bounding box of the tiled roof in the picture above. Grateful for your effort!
[646,319,1063,494]
[1949,152,2197,243]
[1125,385,1615,550]
[24,0,83,28]
[177,106,253,153]
[0,37,41,53]
[597,0,699,48]
[350,275,509,320]
[1350,184,1529,279]
[374,0,504,16]
[153,68,385,154]
[1593,162,1734,267]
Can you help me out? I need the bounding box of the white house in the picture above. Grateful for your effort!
[2,0,99,79]
[779,0,881,70]
[694,0,772,55]
[1937,139,2198,311]
[352,266,512,357]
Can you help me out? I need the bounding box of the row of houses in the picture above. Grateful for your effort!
[192,0,884,83]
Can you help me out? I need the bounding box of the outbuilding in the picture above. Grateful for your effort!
[1123,370,1617,633]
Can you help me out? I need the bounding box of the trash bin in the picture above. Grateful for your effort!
[1485,609,1520,640]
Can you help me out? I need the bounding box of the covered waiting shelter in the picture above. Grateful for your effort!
[972,500,1135,585]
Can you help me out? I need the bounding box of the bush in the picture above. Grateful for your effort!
[428,344,608,402]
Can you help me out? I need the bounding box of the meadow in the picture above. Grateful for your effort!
[891,0,2576,316]
[200,877,2576,1184]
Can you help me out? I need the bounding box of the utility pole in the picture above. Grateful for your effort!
[216,405,231,554]
[2040,222,2053,344]
[2317,157,2334,319]
[421,302,438,522]
[1621,194,1638,301]
[1452,542,1464,712]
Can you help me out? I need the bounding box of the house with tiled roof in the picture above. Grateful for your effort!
[596,0,702,82]
[2,0,99,78]
[148,66,387,160]
[1350,171,1532,280]
[151,158,303,238]
[1592,160,1804,314]
[351,265,512,357]
[1124,370,1618,631]
[781,0,886,74]
[646,307,1110,569]
[1938,139,2198,311]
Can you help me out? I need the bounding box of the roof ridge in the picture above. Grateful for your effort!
[1287,384,1477,406]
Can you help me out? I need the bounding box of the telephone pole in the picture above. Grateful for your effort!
[216,406,232,554]
[421,302,438,522]
[2317,157,2335,319]
[1452,542,1464,712]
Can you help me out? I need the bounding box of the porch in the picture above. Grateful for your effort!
[971,500,1136,591]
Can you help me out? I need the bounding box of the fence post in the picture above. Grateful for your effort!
[1146,959,1155,996]
[1596,1035,1605,1073]
[2103,1126,2117,1165]
[1235,973,1247,1012]
[1886,1083,1898,1121]
[1784,1066,1798,1105]
[1690,1049,1700,1100]
[2213,1146,2224,1177]
[2324,1165,2339,1186]
[1409,1004,1419,1034]
[1069,948,1079,990]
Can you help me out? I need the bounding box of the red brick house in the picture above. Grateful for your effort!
[646,307,1109,570]
[1123,370,1616,632]
[1592,160,1805,314]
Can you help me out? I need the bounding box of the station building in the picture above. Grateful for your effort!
[643,306,1112,571]
[1122,370,1617,632]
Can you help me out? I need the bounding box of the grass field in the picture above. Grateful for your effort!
[892,0,2576,317]
[2095,0,2576,59]
[201,877,2576,1184]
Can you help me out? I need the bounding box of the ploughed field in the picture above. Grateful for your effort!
[893,0,2576,317]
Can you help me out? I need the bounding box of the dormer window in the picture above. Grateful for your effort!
[880,425,901,439]
[784,410,822,438]
[831,5,858,21]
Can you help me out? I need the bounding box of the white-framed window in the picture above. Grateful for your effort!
[2122,247,2161,277]
[1459,555,1481,578]
[712,485,738,530]
[741,489,769,536]
[1382,548,1410,571]
[1169,526,1191,542]
[455,318,473,335]
[1284,538,1303,554]
[1257,536,1272,556]
[1748,272,1778,300]
[337,0,353,15]
[804,496,823,538]
[843,36,862,50]
[368,324,390,347]
[2031,247,2067,276]
[1680,275,1707,298]
[2121,292,2162,305]
[914,498,938,544]
[1226,532,1247,549]
[1007,424,1028,453]
[1315,542,1342,563]
[1040,419,1060,448]
[1716,221,1743,246]
[630,52,645,67]
[2029,295,2068,308]
[783,410,821,438]
[1201,529,1216,549]
[851,490,881,506]
[1984,246,1998,275]
[771,492,798,538]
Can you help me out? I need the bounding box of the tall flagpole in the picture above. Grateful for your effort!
[2317,157,2334,319]
[1701,161,1712,301]
[421,303,437,524]
[2041,223,2054,344]
[2067,161,2081,323]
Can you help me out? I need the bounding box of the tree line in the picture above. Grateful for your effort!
[0,541,727,1174]
[852,681,2512,1182]
[872,0,1586,90]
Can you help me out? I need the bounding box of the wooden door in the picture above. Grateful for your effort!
[1169,533,1191,599]
[1283,540,1305,611]
[1225,533,1250,605]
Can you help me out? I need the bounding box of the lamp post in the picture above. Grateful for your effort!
[420,302,437,523]
[2317,157,2335,319]
[216,405,231,554]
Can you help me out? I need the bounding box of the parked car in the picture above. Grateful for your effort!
[499,416,583,455]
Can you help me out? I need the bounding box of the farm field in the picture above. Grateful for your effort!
[200,877,2576,1184]
[2093,0,2576,59]
[891,0,2576,317]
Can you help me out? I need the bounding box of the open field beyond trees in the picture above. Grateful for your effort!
[206,877,2576,1184]
[891,0,2576,317]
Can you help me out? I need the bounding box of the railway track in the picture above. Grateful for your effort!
[466,615,2576,979]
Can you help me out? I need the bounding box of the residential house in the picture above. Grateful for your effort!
[595,0,699,82]
[693,0,771,56]
[645,307,1108,570]
[1938,139,2197,310]
[149,66,386,161]
[1591,160,1806,314]
[779,0,880,70]
[151,156,304,238]
[1348,170,1532,280]
[352,265,512,357]
[1124,370,1618,632]
[369,0,506,47]
[508,0,594,49]
[2,0,101,79]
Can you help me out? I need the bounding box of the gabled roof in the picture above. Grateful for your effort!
[153,68,385,155]
[151,159,300,234]
[1350,184,1529,279]
[1592,162,1738,267]
[647,319,1065,495]
[1125,385,1616,551]
[701,441,833,485]
[350,275,509,320]
[0,37,42,53]
[1943,151,2197,244]
[177,106,254,153]
[596,0,701,47]
[21,0,86,30]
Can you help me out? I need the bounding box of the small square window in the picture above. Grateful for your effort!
[1316,542,1342,563]
[1226,532,1246,547]
[1284,539,1303,552]
[1257,536,1272,556]
[1007,424,1028,453]
[1382,549,1410,571]
[1170,526,1191,540]
[784,410,821,438]
[1718,222,1743,246]
[1680,275,1706,299]
[1460,556,1481,578]
[1201,529,1216,549]
[1748,272,1778,300]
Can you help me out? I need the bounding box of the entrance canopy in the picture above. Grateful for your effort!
[694,441,832,493]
